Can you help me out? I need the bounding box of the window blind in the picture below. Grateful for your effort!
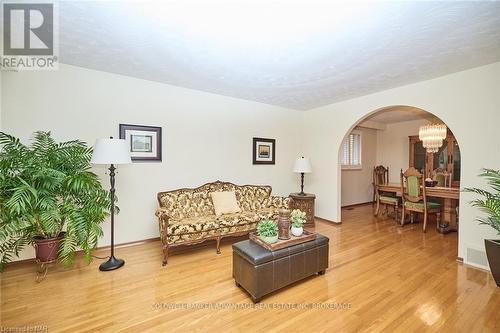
[342,132,361,166]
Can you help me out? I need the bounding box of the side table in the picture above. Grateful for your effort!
[289,193,316,228]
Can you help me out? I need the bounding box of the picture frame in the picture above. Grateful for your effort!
[119,124,162,161]
[253,137,275,165]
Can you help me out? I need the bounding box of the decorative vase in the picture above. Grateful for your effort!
[278,209,291,240]
[291,226,303,237]
[260,235,279,244]
[485,239,500,287]
[33,232,65,262]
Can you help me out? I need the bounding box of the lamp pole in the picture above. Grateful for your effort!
[109,164,115,259]
[300,172,305,195]
[99,163,124,271]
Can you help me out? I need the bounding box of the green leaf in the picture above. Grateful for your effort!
[0,131,109,268]
[465,168,500,234]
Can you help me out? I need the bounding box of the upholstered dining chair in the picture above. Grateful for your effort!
[400,167,441,232]
[432,168,451,187]
[372,165,390,202]
[373,165,400,220]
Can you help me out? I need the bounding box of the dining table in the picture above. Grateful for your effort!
[378,183,460,234]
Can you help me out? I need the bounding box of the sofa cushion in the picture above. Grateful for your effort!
[264,196,291,209]
[219,222,258,236]
[211,191,241,216]
[404,201,441,210]
[235,185,272,211]
[256,207,279,220]
[216,207,282,227]
[168,215,219,235]
[217,211,260,227]
[158,190,215,220]
[380,195,400,204]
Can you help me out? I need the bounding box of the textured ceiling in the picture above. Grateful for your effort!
[363,106,432,124]
[59,1,500,110]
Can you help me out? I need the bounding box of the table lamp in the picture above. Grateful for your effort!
[91,137,131,271]
[293,157,312,195]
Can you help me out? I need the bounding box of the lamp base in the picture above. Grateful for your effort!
[99,256,125,271]
[298,191,306,196]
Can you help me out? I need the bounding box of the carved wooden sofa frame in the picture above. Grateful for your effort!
[155,181,290,266]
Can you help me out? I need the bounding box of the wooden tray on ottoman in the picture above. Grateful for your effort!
[249,230,317,251]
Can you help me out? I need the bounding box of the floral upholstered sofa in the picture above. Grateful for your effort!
[155,181,290,265]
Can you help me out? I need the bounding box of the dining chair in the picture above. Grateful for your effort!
[372,165,389,202]
[400,167,441,232]
[373,165,400,220]
[432,168,451,187]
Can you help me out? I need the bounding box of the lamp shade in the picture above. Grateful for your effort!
[293,157,312,173]
[91,138,132,165]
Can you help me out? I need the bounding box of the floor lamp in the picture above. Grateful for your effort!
[91,137,131,271]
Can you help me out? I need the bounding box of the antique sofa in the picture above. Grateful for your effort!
[155,181,290,266]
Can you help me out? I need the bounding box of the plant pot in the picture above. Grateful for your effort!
[33,232,65,263]
[291,226,303,237]
[260,235,278,244]
[485,239,500,287]
[425,180,438,187]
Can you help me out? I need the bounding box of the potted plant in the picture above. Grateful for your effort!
[464,168,500,287]
[257,219,278,244]
[291,209,306,236]
[0,131,110,271]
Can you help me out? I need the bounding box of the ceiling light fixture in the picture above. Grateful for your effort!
[419,124,447,153]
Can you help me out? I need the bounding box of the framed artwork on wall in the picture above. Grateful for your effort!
[119,124,162,161]
[253,137,275,165]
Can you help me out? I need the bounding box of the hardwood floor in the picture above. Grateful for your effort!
[2,204,499,332]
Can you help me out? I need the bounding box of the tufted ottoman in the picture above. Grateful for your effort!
[232,234,329,303]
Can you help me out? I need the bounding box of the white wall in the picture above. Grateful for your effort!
[376,119,430,182]
[3,62,500,269]
[2,64,302,260]
[303,62,500,269]
[0,70,2,130]
[341,127,377,206]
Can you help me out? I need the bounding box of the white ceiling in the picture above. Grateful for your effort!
[58,1,500,111]
[362,106,433,124]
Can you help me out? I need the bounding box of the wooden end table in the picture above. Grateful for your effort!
[289,193,316,228]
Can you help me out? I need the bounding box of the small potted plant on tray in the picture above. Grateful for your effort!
[465,168,500,287]
[257,219,278,244]
[291,209,306,237]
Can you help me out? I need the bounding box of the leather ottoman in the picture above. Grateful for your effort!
[232,234,329,303]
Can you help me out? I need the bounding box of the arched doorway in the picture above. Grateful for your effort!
[338,105,461,249]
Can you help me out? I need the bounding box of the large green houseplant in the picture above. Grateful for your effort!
[0,131,110,270]
[464,168,500,287]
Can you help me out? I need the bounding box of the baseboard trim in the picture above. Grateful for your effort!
[315,216,341,225]
[341,201,374,209]
[6,215,347,268]
[456,256,491,272]
[96,237,160,252]
[4,257,34,267]
[5,237,161,268]
[462,261,490,272]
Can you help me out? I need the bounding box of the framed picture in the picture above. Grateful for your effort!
[253,137,275,165]
[119,124,162,161]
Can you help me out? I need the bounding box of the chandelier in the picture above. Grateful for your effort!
[419,124,447,153]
